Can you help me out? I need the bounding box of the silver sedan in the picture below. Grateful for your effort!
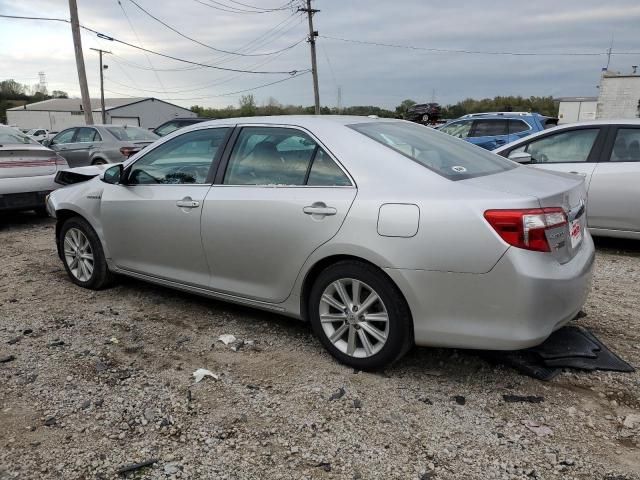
[44,125,158,167]
[46,116,594,369]
[494,120,640,240]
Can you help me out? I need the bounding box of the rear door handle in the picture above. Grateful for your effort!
[176,199,200,208]
[303,205,337,216]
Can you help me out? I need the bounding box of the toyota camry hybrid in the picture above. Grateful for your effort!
[46,116,594,369]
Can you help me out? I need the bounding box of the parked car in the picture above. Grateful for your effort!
[43,125,159,167]
[406,103,441,124]
[495,120,640,240]
[26,128,53,143]
[0,126,68,214]
[46,116,593,369]
[438,112,558,150]
[153,117,210,137]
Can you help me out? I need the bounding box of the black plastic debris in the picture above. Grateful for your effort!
[329,387,346,401]
[502,394,544,403]
[484,326,635,381]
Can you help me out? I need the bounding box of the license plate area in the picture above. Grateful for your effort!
[569,217,583,249]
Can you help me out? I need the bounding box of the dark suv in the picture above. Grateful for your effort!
[152,117,210,137]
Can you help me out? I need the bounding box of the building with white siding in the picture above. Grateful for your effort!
[7,97,195,131]
[596,71,640,120]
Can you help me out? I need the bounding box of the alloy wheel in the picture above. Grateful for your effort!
[319,278,389,358]
[63,228,94,282]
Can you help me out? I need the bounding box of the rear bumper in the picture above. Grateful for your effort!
[386,233,595,350]
[0,190,52,212]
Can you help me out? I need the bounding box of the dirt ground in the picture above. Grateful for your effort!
[0,212,639,480]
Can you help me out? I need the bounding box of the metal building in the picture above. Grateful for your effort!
[6,97,195,131]
[597,71,640,120]
[556,97,598,124]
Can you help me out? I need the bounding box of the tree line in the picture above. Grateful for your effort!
[191,94,559,120]
[0,79,68,124]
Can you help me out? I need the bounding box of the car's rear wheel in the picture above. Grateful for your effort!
[59,217,113,289]
[92,158,107,165]
[309,260,413,370]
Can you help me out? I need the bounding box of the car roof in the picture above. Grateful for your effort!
[494,119,640,153]
[192,115,403,129]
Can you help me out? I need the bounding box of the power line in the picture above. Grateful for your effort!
[104,70,310,101]
[192,0,290,14]
[226,0,295,11]
[116,0,167,94]
[320,34,640,57]
[0,14,305,74]
[126,0,301,57]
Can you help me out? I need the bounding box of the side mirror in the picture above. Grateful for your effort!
[42,139,51,147]
[102,164,123,184]
[508,151,532,164]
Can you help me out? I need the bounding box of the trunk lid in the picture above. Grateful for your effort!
[0,146,61,179]
[465,166,588,263]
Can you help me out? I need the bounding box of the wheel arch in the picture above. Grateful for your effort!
[299,254,413,326]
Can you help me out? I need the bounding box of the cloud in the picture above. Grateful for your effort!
[0,0,638,109]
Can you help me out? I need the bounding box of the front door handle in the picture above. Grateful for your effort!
[569,171,587,177]
[303,204,337,216]
[176,198,200,209]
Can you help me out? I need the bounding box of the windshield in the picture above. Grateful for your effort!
[106,126,158,141]
[349,121,516,180]
[0,128,39,145]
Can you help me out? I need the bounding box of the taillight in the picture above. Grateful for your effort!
[120,146,140,157]
[53,156,67,166]
[484,208,567,252]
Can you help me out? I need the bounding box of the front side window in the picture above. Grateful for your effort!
[472,119,508,137]
[75,127,101,143]
[106,126,158,141]
[610,128,640,162]
[127,128,229,185]
[52,128,76,145]
[439,120,472,139]
[350,121,516,180]
[224,127,349,186]
[154,122,179,137]
[522,128,600,163]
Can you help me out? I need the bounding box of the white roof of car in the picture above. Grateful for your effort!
[194,115,403,128]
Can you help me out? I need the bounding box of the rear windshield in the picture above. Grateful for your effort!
[349,121,516,180]
[105,126,158,141]
[0,128,38,145]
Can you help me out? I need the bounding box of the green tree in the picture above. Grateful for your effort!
[395,99,417,118]
[51,90,68,98]
[239,94,256,116]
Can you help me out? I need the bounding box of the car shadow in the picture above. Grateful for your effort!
[593,236,640,256]
[0,211,54,231]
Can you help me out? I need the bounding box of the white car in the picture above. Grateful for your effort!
[495,120,640,240]
[0,126,69,214]
[26,128,56,144]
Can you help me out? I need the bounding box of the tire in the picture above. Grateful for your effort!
[92,158,107,165]
[58,216,114,289]
[308,260,413,370]
[33,206,49,217]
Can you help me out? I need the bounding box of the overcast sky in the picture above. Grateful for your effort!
[1,0,639,109]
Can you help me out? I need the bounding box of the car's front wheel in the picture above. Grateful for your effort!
[309,261,413,370]
[59,217,113,289]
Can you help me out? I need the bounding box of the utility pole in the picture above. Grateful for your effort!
[68,0,93,125]
[299,0,320,114]
[90,48,111,124]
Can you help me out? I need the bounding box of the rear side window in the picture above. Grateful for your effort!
[508,119,530,134]
[520,128,600,163]
[349,121,516,180]
[75,127,101,142]
[472,119,508,137]
[224,127,350,186]
[610,128,640,162]
[106,126,158,141]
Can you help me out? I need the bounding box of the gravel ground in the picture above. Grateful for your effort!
[1,213,639,480]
